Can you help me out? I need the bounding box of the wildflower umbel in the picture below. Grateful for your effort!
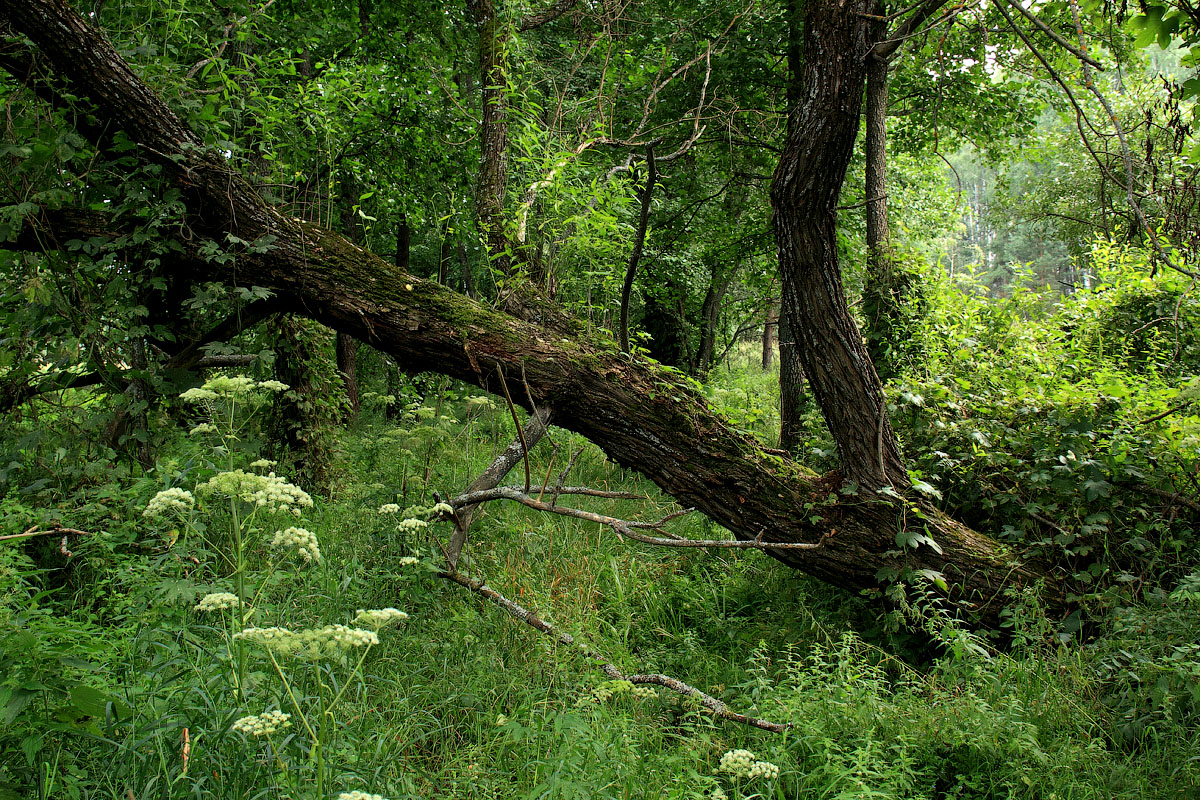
[200,470,313,516]
[396,518,428,533]
[271,526,321,562]
[194,592,240,612]
[235,624,379,660]
[718,749,780,780]
[336,792,388,800]
[231,710,291,736]
[143,488,195,518]
[378,503,401,514]
[353,608,409,628]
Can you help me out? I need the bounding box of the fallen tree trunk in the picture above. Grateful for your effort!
[0,0,1064,625]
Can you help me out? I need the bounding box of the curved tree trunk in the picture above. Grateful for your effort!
[0,0,1064,626]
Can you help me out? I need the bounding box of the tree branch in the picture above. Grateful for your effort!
[439,568,790,733]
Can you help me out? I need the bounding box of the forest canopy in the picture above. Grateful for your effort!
[1,0,1199,797]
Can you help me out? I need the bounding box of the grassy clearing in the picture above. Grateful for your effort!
[1,382,1197,800]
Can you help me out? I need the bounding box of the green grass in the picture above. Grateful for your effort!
[2,374,1200,800]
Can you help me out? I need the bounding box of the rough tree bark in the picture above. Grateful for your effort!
[0,0,1062,625]
[761,298,778,371]
[468,0,581,275]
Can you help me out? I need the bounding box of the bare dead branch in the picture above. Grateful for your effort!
[446,406,553,567]
[448,486,830,551]
[440,568,790,733]
[0,524,92,545]
[994,0,1102,68]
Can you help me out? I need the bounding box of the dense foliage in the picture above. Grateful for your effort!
[2,0,1200,798]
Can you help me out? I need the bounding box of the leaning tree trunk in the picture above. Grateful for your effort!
[771,0,905,491]
[0,0,1063,626]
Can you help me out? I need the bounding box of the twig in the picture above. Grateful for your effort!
[993,0,1101,67]
[445,406,552,566]
[449,486,829,551]
[495,364,532,493]
[439,568,790,733]
[1140,400,1194,425]
[1,524,92,548]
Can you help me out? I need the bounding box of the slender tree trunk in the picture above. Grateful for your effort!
[777,0,806,454]
[619,144,656,353]
[777,309,804,450]
[861,17,906,382]
[470,0,511,274]
[762,299,778,370]
[395,213,410,272]
[693,268,728,374]
[337,177,363,417]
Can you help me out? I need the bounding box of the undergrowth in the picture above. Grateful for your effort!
[2,241,1199,799]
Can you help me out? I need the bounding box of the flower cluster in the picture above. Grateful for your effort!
[194,592,240,612]
[710,787,728,800]
[249,458,277,469]
[271,526,321,563]
[585,679,634,703]
[397,556,420,566]
[235,624,379,660]
[231,710,291,736]
[189,423,218,436]
[180,376,289,404]
[353,608,409,629]
[396,518,428,533]
[431,502,454,516]
[378,503,401,514]
[200,470,313,516]
[631,685,658,699]
[143,488,195,518]
[336,792,388,800]
[717,749,779,780]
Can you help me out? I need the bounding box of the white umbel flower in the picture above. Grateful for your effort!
[194,592,240,612]
[143,488,195,517]
[271,526,321,562]
[353,608,410,628]
[718,749,779,780]
[231,709,291,736]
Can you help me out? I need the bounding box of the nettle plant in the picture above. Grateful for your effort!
[141,376,411,800]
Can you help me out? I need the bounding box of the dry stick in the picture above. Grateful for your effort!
[495,363,532,493]
[1140,400,1195,425]
[439,569,790,733]
[450,486,831,551]
[0,525,91,545]
[446,405,553,567]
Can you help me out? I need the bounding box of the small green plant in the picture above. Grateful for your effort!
[142,375,411,799]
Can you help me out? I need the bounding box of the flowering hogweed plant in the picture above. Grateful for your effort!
[271,526,321,563]
[143,488,195,518]
[717,749,780,780]
[200,469,314,516]
[235,624,380,660]
[194,592,241,612]
[353,608,410,629]
[231,710,291,736]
